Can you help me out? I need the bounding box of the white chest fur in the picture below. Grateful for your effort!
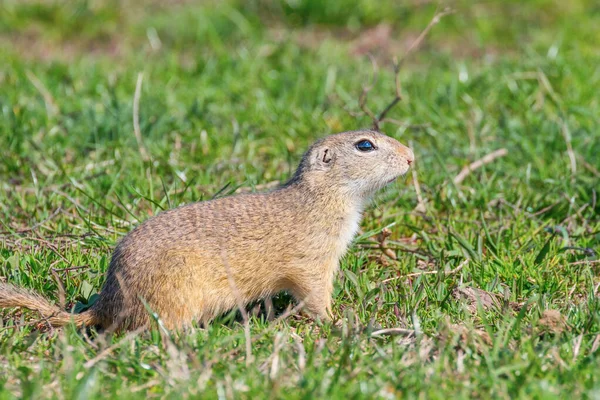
[334,204,363,260]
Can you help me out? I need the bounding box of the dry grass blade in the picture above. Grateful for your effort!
[0,315,56,332]
[0,207,62,235]
[558,119,577,177]
[263,296,275,321]
[382,258,469,283]
[221,251,253,366]
[409,140,427,213]
[453,148,508,185]
[49,269,66,309]
[84,327,145,368]
[133,72,150,162]
[130,380,161,393]
[572,334,583,361]
[52,265,90,273]
[291,333,306,372]
[578,155,600,177]
[269,332,284,380]
[204,300,307,368]
[26,70,59,118]
[569,259,600,266]
[371,327,416,337]
[18,235,72,265]
[590,334,600,354]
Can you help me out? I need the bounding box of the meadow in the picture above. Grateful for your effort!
[0,0,599,398]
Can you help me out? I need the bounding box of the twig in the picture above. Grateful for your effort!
[380,120,431,130]
[361,7,453,131]
[382,258,469,283]
[373,57,402,129]
[376,227,396,260]
[221,251,253,366]
[133,72,150,162]
[453,148,508,185]
[398,7,454,68]
[358,54,379,124]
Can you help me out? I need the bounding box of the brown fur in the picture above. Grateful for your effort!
[0,130,414,332]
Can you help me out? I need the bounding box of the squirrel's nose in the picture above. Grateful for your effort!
[402,145,415,166]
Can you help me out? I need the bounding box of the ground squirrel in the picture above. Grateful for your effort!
[0,130,414,332]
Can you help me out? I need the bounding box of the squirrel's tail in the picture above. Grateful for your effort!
[0,283,98,328]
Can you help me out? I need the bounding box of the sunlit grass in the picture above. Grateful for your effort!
[0,0,599,397]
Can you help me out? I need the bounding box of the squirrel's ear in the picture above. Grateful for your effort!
[312,146,335,170]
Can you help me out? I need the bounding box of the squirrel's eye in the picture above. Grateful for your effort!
[355,139,375,152]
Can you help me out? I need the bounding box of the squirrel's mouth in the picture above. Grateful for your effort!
[386,170,408,184]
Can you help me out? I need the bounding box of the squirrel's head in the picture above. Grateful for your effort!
[293,130,414,199]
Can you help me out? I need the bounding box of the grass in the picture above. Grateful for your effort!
[0,0,599,397]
